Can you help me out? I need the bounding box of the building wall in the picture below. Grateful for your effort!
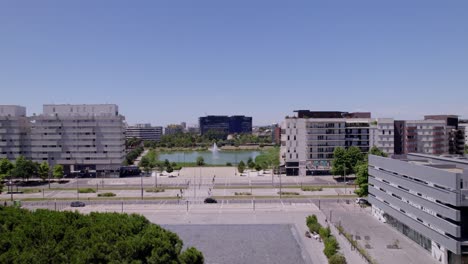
[199,115,252,138]
[369,118,395,155]
[368,155,468,264]
[281,112,371,176]
[29,105,125,174]
[0,106,28,160]
[126,124,163,141]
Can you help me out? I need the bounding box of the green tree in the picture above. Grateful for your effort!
[247,157,255,169]
[255,163,262,171]
[53,164,64,179]
[196,156,205,166]
[238,160,246,173]
[226,162,232,166]
[354,146,388,197]
[139,156,152,175]
[179,247,204,264]
[369,146,388,157]
[38,161,50,181]
[319,226,331,240]
[331,147,347,176]
[328,254,347,264]
[0,158,14,180]
[11,155,36,181]
[166,164,174,173]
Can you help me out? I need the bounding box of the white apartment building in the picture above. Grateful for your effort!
[281,111,372,176]
[0,105,28,160]
[29,104,126,176]
[369,118,395,155]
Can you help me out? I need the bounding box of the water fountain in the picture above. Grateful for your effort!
[210,143,219,159]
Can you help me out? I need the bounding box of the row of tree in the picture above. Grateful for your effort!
[0,206,203,263]
[237,148,280,173]
[0,156,64,182]
[138,132,274,149]
[138,150,207,174]
[123,146,144,165]
[331,146,387,197]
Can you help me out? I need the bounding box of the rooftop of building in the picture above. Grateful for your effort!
[291,110,371,119]
[399,153,468,174]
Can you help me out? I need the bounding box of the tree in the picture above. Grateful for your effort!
[238,160,246,173]
[139,156,152,175]
[226,162,232,166]
[166,164,174,173]
[255,163,262,171]
[464,145,467,154]
[38,161,50,181]
[0,158,14,180]
[331,147,364,176]
[328,254,347,264]
[179,247,204,264]
[11,155,36,181]
[331,147,347,176]
[355,146,387,197]
[247,157,255,169]
[53,164,64,179]
[0,207,203,263]
[369,146,388,157]
[196,156,205,166]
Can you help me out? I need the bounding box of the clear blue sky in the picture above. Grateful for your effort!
[1,0,467,126]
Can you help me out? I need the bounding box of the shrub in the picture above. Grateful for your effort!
[308,222,321,234]
[226,162,232,166]
[306,215,318,226]
[319,226,331,239]
[301,186,322,192]
[278,191,299,196]
[98,192,116,197]
[328,254,347,264]
[78,188,96,193]
[324,236,339,258]
[146,188,165,193]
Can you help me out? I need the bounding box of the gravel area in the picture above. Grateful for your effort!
[163,224,309,264]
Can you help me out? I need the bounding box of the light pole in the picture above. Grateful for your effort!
[140,172,143,200]
[76,176,79,200]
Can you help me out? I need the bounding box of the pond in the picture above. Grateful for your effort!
[157,150,261,165]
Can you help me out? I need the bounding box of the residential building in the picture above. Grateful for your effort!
[165,124,184,135]
[459,121,468,148]
[394,116,465,156]
[126,123,163,142]
[29,104,126,177]
[369,153,468,264]
[0,105,29,160]
[199,115,252,139]
[281,111,372,176]
[369,118,395,155]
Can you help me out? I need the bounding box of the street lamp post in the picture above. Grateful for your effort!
[76,176,79,200]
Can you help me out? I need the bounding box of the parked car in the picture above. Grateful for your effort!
[355,198,369,205]
[305,231,311,238]
[204,197,218,204]
[70,201,86,207]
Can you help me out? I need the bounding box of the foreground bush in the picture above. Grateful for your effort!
[78,188,96,193]
[97,192,116,197]
[0,206,203,264]
[329,253,347,264]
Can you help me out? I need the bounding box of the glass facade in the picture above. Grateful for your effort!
[384,213,432,252]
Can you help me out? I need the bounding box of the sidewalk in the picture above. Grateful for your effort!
[314,209,367,264]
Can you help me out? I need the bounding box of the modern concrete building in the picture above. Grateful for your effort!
[0,105,29,160]
[394,116,465,156]
[29,104,126,176]
[199,115,252,139]
[369,153,468,264]
[126,123,163,142]
[281,111,372,176]
[369,118,395,155]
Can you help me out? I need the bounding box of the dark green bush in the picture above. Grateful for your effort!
[97,192,116,197]
[0,206,203,263]
[324,236,339,258]
[329,253,347,264]
[78,188,96,193]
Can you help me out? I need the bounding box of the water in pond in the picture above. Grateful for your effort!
[158,150,260,165]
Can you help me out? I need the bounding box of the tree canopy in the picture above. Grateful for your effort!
[354,146,388,197]
[331,147,364,176]
[0,206,203,264]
